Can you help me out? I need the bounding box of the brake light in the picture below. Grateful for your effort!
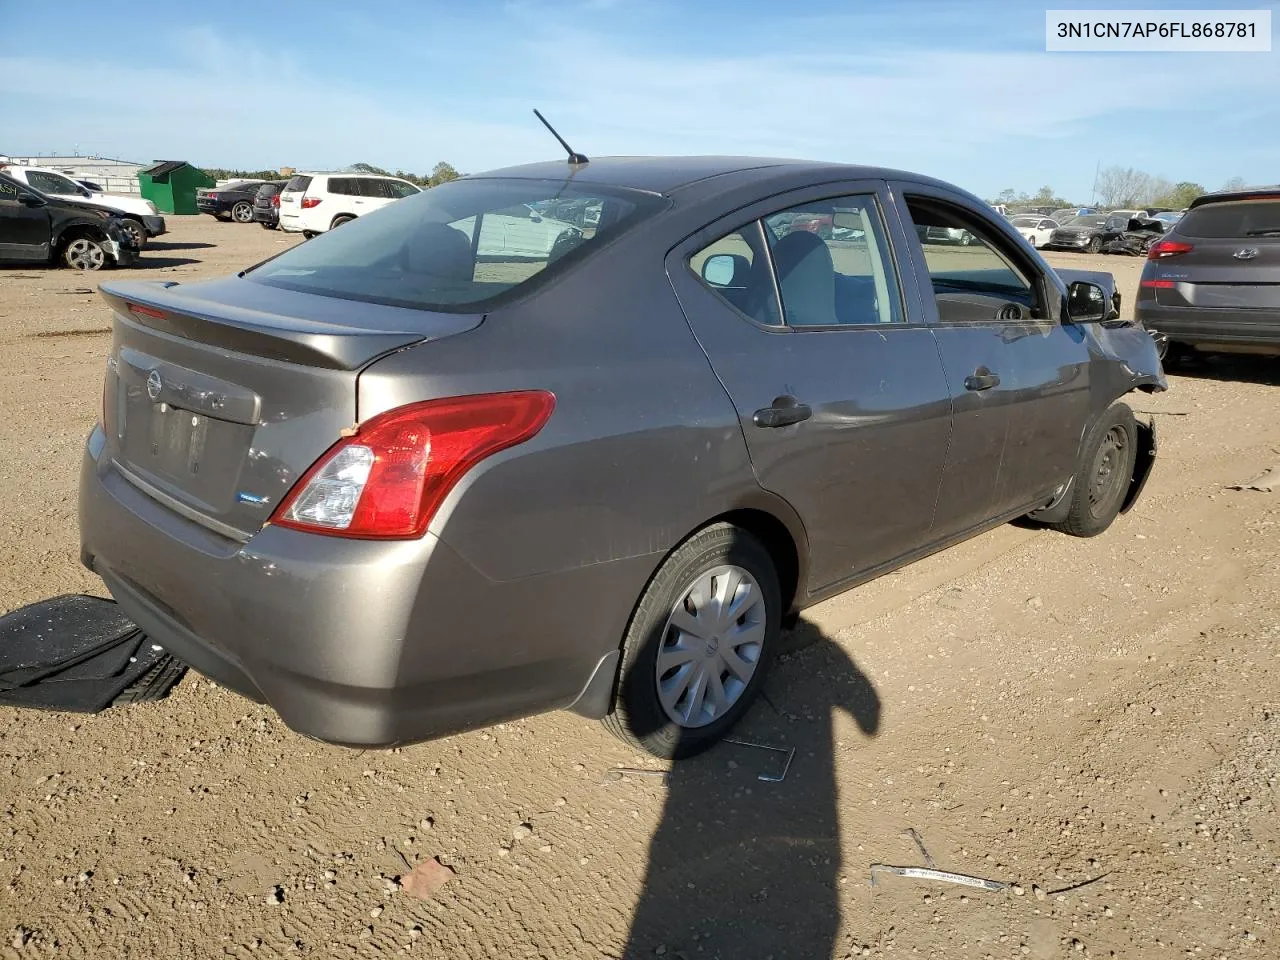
[301,197,322,209]
[127,303,166,320]
[271,391,556,539]
[206,192,218,201]
[1141,279,1177,289]
[1147,240,1194,260]
[272,194,280,207]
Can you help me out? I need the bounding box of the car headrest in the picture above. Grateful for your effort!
[771,231,837,326]
[405,221,474,280]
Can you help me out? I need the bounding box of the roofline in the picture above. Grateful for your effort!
[1189,187,1280,208]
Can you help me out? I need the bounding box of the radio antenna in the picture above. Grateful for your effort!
[533,109,588,166]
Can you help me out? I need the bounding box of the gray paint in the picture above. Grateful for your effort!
[80,156,1165,747]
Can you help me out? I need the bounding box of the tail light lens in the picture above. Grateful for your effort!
[206,192,218,201]
[1141,279,1177,289]
[271,391,556,539]
[1147,240,1194,259]
[301,197,322,209]
[272,194,280,207]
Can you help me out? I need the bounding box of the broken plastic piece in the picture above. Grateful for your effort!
[869,864,1008,892]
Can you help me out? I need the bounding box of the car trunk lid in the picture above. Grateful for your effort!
[97,277,483,540]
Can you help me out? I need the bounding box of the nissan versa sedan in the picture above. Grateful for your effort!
[79,157,1165,758]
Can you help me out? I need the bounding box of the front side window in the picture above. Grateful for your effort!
[906,197,1039,319]
[26,171,77,195]
[248,178,660,312]
[386,180,421,199]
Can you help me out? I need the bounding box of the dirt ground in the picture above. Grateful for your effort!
[1,218,1277,959]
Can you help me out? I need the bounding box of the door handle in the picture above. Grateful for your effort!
[753,396,812,428]
[964,370,1000,392]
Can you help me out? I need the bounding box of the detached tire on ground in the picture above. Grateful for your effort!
[602,523,781,759]
[1052,402,1138,538]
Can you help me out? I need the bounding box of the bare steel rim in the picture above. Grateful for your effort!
[1088,424,1129,518]
[65,238,105,270]
[655,564,766,728]
[233,201,254,222]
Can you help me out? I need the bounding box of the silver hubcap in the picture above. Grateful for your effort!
[67,238,104,269]
[655,564,765,728]
[234,203,252,222]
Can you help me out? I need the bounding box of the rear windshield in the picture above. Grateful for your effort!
[246,178,664,311]
[284,175,312,192]
[1178,199,1280,238]
[256,183,283,198]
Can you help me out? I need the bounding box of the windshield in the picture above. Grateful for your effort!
[248,177,664,311]
[1178,199,1280,238]
[1067,216,1106,228]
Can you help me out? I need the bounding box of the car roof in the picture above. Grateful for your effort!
[469,155,957,198]
[1189,186,1280,208]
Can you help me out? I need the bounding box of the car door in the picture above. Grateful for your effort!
[667,184,953,594]
[0,178,53,260]
[895,185,1092,536]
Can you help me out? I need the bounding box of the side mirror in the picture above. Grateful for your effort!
[1066,280,1108,323]
[19,193,46,208]
[701,254,739,286]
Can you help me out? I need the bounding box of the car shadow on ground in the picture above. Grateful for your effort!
[1169,353,1280,386]
[622,617,881,959]
[144,241,216,252]
[128,257,201,270]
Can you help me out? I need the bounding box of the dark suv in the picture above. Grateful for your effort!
[1137,187,1280,361]
[196,180,268,223]
[251,181,290,230]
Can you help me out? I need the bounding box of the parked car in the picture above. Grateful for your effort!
[1043,214,1129,253]
[1101,217,1166,257]
[1010,215,1059,248]
[0,173,138,270]
[1136,186,1280,361]
[251,180,290,230]
[278,173,421,238]
[1151,211,1183,226]
[196,180,269,223]
[0,164,165,249]
[1050,207,1099,223]
[79,157,1163,758]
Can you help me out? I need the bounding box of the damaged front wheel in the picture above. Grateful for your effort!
[1052,402,1138,538]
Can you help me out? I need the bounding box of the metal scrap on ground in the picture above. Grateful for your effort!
[1227,466,1279,492]
[724,737,796,782]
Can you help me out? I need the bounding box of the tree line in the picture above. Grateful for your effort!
[201,161,462,187]
[992,168,1250,212]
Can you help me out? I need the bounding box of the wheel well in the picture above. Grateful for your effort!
[331,213,354,228]
[55,224,106,250]
[714,508,801,615]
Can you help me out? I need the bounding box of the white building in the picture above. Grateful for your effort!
[0,155,146,195]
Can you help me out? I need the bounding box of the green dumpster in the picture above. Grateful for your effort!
[137,161,215,215]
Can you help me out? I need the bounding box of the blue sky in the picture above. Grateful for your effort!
[1,0,1276,202]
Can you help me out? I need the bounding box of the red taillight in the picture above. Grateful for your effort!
[301,197,321,209]
[1141,279,1177,289]
[270,391,556,539]
[206,192,218,201]
[1147,240,1194,260]
[127,303,166,320]
[272,194,280,207]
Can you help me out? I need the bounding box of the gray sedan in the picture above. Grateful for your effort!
[80,156,1165,758]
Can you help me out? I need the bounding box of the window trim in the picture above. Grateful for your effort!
[900,189,1054,324]
[683,188,915,333]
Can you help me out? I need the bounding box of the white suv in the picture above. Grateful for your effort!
[278,173,421,237]
[0,164,166,249]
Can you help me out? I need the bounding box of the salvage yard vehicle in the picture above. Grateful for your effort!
[1137,186,1280,361]
[196,180,271,223]
[79,156,1164,759]
[251,181,289,230]
[0,163,166,249]
[0,173,138,270]
[1010,214,1058,248]
[277,172,421,238]
[1044,213,1128,253]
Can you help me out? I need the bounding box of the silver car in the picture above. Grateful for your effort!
[80,157,1164,757]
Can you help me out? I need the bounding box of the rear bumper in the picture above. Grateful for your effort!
[1137,305,1280,352]
[142,215,167,237]
[195,200,233,216]
[79,428,642,746]
[251,208,278,226]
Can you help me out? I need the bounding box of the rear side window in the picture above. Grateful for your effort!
[284,175,312,192]
[355,178,389,199]
[1178,200,1280,238]
[247,178,661,312]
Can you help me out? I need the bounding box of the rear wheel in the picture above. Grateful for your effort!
[61,235,108,271]
[602,523,780,759]
[1052,402,1138,538]
[330,215,354,229]
[302,230,317,240]
[232,201,254,223]
[260,220,276,230]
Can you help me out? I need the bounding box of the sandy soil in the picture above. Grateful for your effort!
[1,218,1277,959]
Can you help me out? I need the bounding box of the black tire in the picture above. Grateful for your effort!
[1052,402,1138,538]
[1087,236,1102,254]
[330,215,354,229]
[214,211,230,222]
[119,219,148,250]
[260,220,276,230]
[601,523,781,759]
[232,201,254,223]
[302,230,317,240]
